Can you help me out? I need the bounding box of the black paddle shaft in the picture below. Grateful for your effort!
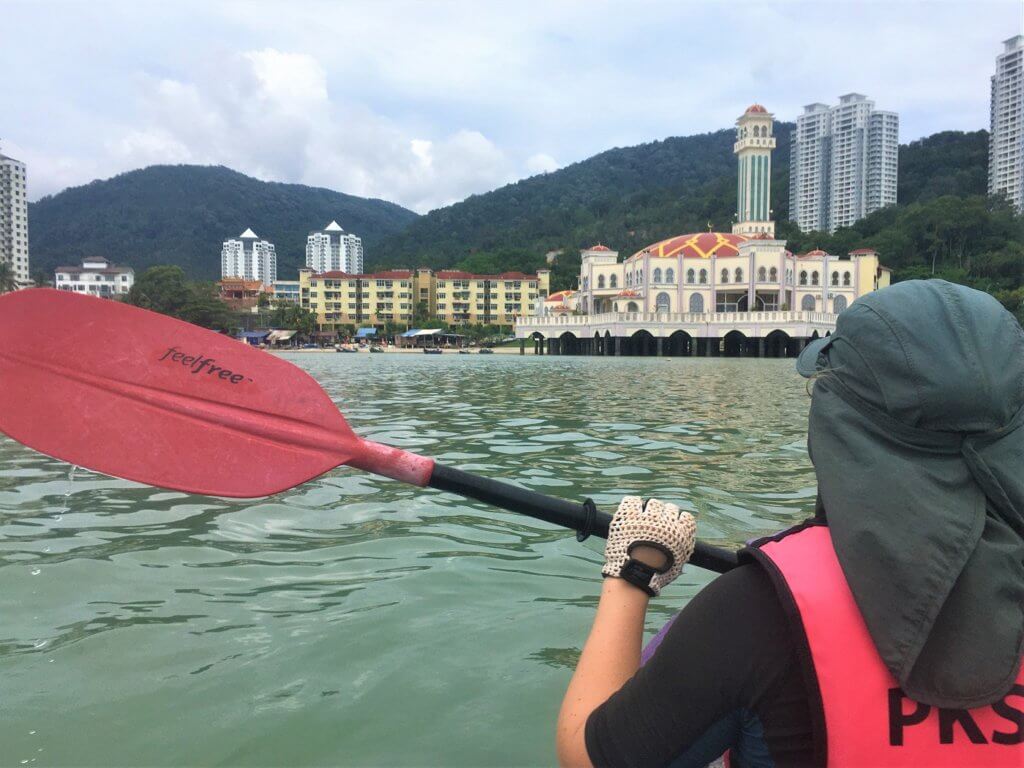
[428,464,738,574]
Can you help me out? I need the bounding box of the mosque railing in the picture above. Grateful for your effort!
[518,310,838,327]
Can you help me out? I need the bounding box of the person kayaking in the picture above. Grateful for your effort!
[556,279,1024,767]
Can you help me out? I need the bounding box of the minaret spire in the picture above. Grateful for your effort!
[732,104,776,237]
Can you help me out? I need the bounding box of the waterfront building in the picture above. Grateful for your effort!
[299,267,550,329]
[221,228,276,287]
[790,94,899,233]
[218,278,266,312]
[517,104,891,357]
[306,221,364,274]
[990,35,1024,211]
[54,257,134,297]
[540,290,579,316]
[0,148,30,286]
[270,280,301,305]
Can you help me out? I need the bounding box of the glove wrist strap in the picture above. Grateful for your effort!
[618,558,657,596]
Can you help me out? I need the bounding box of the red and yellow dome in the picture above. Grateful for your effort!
[630,232,747,260]
[745,103,768,114]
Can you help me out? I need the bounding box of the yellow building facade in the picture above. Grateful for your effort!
[299,267,550,329]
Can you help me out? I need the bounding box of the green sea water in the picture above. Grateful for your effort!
[0,355,817,767]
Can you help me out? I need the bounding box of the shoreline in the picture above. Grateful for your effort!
[268,346,524,355]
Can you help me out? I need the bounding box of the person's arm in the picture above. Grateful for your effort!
[556,498,696,768]
[556,552,663,767]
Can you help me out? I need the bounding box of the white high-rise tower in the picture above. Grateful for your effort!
[990,35,1024,211]
[220,228,277,286]
[733,104,776,238]
[790,94,899,233]
[0,147,30,287]
[305,221,364,274]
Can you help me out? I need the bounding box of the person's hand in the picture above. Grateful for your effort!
[601,496,696,596]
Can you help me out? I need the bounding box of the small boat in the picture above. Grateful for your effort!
[458,349,471,355]
[478,348,494,355]
[369,346,385,353]
[335,345,358,353]
[423,347,443,355]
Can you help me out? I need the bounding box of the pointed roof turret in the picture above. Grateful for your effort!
[240,228,258,239]
[324,220,344,232]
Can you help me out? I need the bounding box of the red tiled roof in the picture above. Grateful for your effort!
[616,289,640,298]
[746,104,768,114]
[546,290,575,302]
[849,248,877,255]
[588,244,611,251]
[434,271,538,280]
[629,232,747,261]
[798,249,828,258]
[313,270,413,279]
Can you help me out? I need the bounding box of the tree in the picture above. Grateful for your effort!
[126,265,192,315]
[268,304,317,337]
[178,282,234,332]
[31,269,49,287]
[0,261,17,294]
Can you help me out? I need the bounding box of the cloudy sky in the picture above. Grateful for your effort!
[1,1,1019,213]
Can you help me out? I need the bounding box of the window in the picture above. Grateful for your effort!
[686,268,695,284]
[834,295,848,313]
[598,275,605,289]
[721,268,729,284]
[831,271,839,286]
[757,266,767,282]
[735,268,743,283]
[770,267,778,282]
[843,271,851,287]
[653,268,662,283]
[812,271,820,286]
[799,270,808,286]
[626,301,639,312]
[655,292,670,313]
[636,272,643,285]
[610,275,618,288]
[689,293,704,313]
[699,269,708,284]
[801,294,816,311]
[665,268,675,283]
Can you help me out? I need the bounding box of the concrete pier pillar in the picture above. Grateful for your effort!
[758,338,765,358]
[709,338,720,357]
[656,337,664,357]
[798,338,808,352]
[615,337,622,357]
[520,339,525,356]
[689,338,697,357]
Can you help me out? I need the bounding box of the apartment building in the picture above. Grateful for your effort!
[55,257,134,297]
[0,149,30,286]
[990,35,1024,210]
[306,220,364,274]
[299,267,551,329]
[221,228,277,286]
[790,94,899,233]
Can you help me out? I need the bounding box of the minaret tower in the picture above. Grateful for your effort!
[732,104,776,237]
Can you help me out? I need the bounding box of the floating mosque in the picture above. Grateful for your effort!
[515,104,891,357]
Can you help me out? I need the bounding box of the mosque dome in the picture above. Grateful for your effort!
[629,231,747,260]
[745,104,768,114]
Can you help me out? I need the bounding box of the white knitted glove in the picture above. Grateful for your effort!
[601,496,697,596]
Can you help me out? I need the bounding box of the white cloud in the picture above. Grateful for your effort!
[526,153,559,175]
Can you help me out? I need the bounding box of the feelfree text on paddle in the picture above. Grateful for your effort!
[158,346,254,384]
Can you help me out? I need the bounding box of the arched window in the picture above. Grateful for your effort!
[811,271,820,286]
[799,270,808,286]
[834,295,848,313]
[626,273,632,287]
[769,266,778,282]
[653,268,662,283]
[689,293,704,313]
[831,271,840,287]
[626,301,639,312]
[609,274,618,288]
[597,274,605,289]
[721,268,729,283]
[665,268,675,283]
[757,266,767,282]
[735,267,743,283]
[655,292,671,313]
[699,269,708,284]
[636,271,643,284]
[801,294,816,311]
[843,271,851,287]
[686,268,695,284]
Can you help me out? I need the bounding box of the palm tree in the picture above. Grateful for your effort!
[0,261,17,294]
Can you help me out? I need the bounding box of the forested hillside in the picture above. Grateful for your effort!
[28,165,419,280]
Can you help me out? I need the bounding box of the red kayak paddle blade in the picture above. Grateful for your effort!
[0,289,360,497]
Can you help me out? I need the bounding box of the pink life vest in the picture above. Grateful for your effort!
[751,523,1024,767]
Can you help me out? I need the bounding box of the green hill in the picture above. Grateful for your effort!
[28,165,419,280]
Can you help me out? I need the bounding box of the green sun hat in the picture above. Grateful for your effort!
[795,279,1024,709]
